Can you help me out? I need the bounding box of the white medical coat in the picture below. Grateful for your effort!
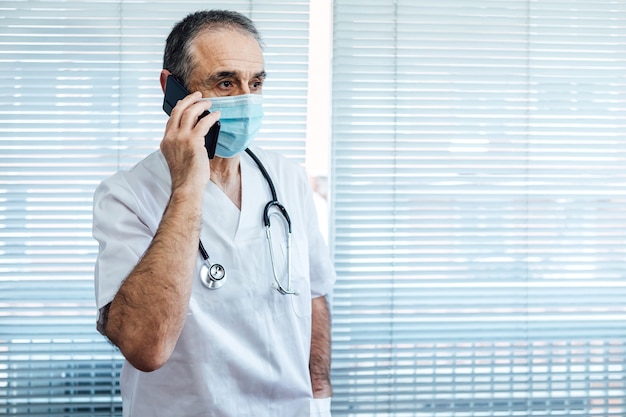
[92,147,336,417]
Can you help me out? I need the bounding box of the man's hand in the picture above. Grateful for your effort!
[160,91,220,192]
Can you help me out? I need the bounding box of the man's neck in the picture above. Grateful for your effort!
[209,155,242,209]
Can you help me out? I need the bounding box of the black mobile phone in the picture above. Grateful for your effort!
[162,75,220,159]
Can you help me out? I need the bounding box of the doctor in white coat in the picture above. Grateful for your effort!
[92,9,335,417]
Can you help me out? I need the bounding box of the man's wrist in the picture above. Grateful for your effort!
[312,381,333,398]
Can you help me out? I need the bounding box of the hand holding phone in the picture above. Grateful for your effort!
[162,75,220,159]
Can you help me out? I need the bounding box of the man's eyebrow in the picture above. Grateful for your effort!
[206,70,267,83]
[208,71,238,82]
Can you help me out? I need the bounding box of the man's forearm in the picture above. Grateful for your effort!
[310,295,333,398]
[105,188,203,372]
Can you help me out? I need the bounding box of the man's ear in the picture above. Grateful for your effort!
[159,69,172,94]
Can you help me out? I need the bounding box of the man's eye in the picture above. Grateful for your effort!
[220,81,233,88]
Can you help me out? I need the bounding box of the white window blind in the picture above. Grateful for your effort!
[330,1,626,416]
[0,1,311,415]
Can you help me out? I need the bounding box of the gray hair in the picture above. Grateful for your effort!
[163,10,262,88]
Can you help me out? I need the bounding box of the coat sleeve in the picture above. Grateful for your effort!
[298,169,336,299]
[92,174,154,313]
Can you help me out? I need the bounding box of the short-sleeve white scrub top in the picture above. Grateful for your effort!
[92,146,336,417]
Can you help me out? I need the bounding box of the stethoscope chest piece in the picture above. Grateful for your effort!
[200,260,226,289]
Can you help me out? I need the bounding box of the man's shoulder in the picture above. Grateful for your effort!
[246,147,313,207]
[94,150,171,213]
[99,150,169,190]
[247,146,305,177]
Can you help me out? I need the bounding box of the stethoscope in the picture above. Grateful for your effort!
[198,148,298,295]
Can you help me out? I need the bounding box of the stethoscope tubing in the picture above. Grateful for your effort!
[198,148,296,294]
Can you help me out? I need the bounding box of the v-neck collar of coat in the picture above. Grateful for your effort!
[203,153,263,243]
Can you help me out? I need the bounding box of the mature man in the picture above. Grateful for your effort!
[92,9,335,416]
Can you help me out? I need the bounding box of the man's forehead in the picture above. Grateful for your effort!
[193,28,263,56]
[194,33,262,60]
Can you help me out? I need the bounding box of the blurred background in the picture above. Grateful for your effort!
[2,1,626,416]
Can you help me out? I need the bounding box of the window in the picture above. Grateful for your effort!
[330,1,626,415]
[0,1,311,415]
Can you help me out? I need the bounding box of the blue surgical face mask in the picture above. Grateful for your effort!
[202,94,264,158]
